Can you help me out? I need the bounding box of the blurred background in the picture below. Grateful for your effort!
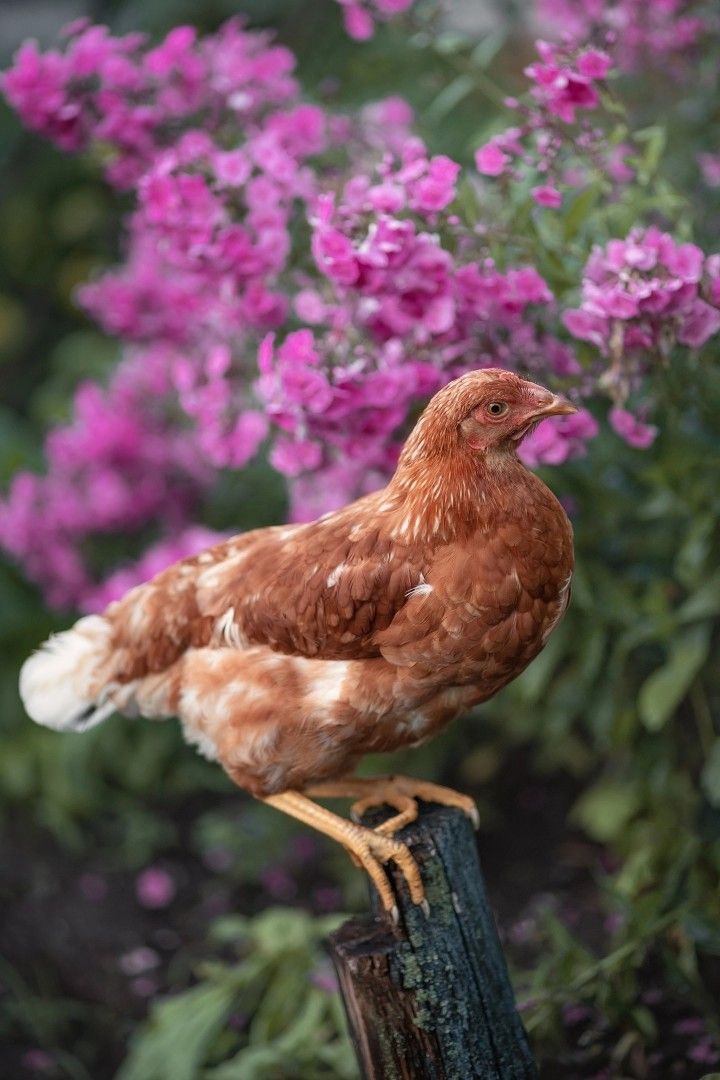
[1,1,719,1078]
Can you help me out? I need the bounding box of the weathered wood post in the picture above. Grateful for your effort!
[327,805,537,1080]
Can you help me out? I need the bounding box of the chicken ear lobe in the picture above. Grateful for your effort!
[459,414,487,451]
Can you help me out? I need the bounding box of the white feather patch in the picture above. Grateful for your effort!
[406,575,433,599]
[215,608,246,648]
[326,563,347,588]
[19,615,112,731]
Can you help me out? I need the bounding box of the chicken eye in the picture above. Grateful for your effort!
[486,401,509,417]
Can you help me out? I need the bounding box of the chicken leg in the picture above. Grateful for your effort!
[262,789,426,920]
[306,774,480,835]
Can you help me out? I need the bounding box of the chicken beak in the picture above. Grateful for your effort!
[533,394,578,419]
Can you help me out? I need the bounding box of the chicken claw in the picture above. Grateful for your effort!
[262,789,425,917]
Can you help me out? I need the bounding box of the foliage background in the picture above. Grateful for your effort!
[0,1,719,1077]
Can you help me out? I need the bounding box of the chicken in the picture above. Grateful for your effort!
[20,369,575,918]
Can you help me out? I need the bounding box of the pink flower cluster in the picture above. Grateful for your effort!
[5,13,716,611]
[2,17,299,188]
[257,141,591,518]
[0,354,211,608]
[475,39,617,209]
[537,0,710,73]
[519,410,599,467]
[334,0,416,41]
[564,227,720,445]
[564,227,720,357]
[76,106,330,471]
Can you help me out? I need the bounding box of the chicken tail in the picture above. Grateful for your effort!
[19,615,116,732]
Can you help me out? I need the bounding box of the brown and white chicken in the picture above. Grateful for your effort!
[20,369,575,917]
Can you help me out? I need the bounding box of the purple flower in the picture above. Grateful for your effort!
[131,976,160,998]
[688,1038,720,1064]
[2,18,302,189]
[538,0,707,74]
[313,886,343,911]
[335,0,415,40]
[21,1050,55,1073]
[673,1016,707,1036]
[531,184,562,208]
[609,408,658,449]
[472,37,622,209]
[699,153,720,187]
[135,867,176,909]
[310,963,339,993]
[475,143,510,177]
[259,864,296,899]
[562,1003,594,1025]
[563,227,720,395]
[342,5,375,40]
[519,409,598,467]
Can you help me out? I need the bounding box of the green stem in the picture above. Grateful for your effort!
[522,908,680,1029]
[690,679,715,758]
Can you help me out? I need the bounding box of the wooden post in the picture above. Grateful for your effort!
[326,805,538,1080]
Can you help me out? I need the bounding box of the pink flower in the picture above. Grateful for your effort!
[409,154,460,213]
[520,409,598,467]
[135,867,176,909]
[21,1050,55,1074]
[609,408,658,449]
[538,0,708,74]
[531,184,562,208]
[336,0,415,39]
[475,142,509,176]
[564,227,720,367]
[525,40,605,123]
[474,38,622,208]
[699,153,720,187]
[311,963,339,993]
[132,977,160,998]
[2,18,302,188]
[576,49,611,79]
[342,5,375,40]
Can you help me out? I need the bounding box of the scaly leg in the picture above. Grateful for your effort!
[262,790,426,920]
[305,777,418,835]
[307,774,480,835]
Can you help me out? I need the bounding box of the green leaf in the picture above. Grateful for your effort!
[701,740,720,809]
[455,177,481,227]
[633,125,667,183]
[563,184,601,241]
[572,779,642,843]
[425,75,474,124]
[638,624,710,731]
[117,981,237,1080]
[676,572,720,624]
[469,29,507,69]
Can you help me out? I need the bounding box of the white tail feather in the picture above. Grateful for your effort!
[19,615,113,732]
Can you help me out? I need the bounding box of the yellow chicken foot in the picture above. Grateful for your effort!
[305,777,418,835]
[262,790,426,920]
[308,774,480,833]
